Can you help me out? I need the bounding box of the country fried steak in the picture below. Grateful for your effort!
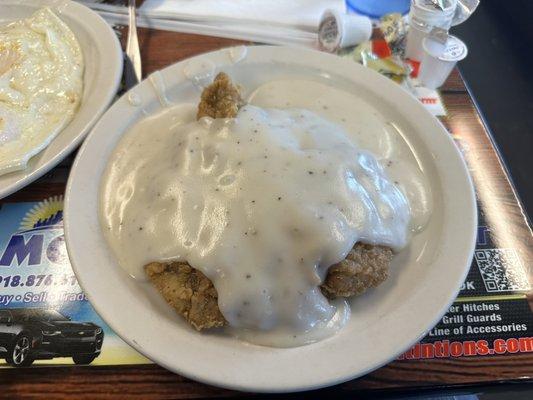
[196,72,244,119]
[145,262,225,330]
[321,243,393,299]
[145,72,394,330]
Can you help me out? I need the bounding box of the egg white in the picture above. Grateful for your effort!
[0,7,84,175]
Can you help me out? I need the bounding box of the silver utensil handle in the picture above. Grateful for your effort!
[125,0,142,89]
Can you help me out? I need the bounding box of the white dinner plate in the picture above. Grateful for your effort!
[0,0,123,199]
[64,46,477,392]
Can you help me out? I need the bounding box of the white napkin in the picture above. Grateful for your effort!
[140,0,346,30]
[79,0,346,47]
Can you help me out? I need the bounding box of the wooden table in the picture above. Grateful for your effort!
[2,28,533,399]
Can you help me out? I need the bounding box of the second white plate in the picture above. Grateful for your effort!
[0,0,123,199]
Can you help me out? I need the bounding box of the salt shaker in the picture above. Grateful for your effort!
[405,0,458,62]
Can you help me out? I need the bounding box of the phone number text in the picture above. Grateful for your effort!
[0,274,77,288]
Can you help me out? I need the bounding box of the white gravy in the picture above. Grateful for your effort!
[100,79,431,346]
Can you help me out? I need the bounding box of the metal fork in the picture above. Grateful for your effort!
[124,0,142,89]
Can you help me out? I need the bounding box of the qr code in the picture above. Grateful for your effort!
[475,248,530,292]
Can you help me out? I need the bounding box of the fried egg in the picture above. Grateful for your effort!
[0,7,83,175]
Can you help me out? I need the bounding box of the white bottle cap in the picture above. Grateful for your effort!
[437,35,468,61]
[418,34,468,89]
[318,9,372,52]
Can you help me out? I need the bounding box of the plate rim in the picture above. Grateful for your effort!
[64,45,477,393]
[0,0,123,199]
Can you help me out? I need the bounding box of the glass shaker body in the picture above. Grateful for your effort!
[405,0,457,61]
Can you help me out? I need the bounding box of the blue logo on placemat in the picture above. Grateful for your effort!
[0,196,66,267]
